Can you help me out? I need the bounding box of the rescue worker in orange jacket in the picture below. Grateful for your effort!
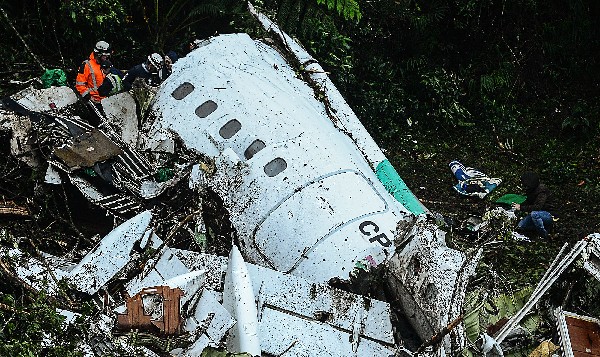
[75,41,112,103]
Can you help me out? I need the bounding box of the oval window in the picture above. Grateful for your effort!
[171,82,194,100]
[195,100,218,118]
[264,158,287,177]
[219,119,241,139]
[244,139,266,159]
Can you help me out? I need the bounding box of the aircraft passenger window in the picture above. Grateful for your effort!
[244,139,266,159]
[219,119,241,139]
[171,82,194,100]
[264,158,287,177]
[195,100,218,118]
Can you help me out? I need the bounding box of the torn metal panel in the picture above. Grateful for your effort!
[169,248,396,356]
[101,92,140,147]
[172,289,236,357]
[68,174,142,216]
[125,247,196,298]
[53,114,95,138]
[0,112,39,167]
[386,219,469,354]
[53,128,123,169]
[583,234,600,281]
[44,163,62,184]
[67,210,155,295]
[10,86,78,113]
[556,308,600,357]
[2,247,71,294]
[116,286,185,336]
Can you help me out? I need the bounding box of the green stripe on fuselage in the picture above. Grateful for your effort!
[376,160,427,215]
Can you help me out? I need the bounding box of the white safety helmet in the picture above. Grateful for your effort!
[147,53,164,70]
[94,41,112,56]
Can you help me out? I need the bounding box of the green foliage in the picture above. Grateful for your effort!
[316,0,361,21]
[130,0,240,51]
[59,0,128,46]
[0,293,83,356]
[463,286,538,343]
[303,15,353,76]
[539,139,578,185]
[561,100,599,136]
[419,68,472,128]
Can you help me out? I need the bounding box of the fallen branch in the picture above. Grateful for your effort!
[416,315,463,354]
[0,6,45,71]
[0,201,29,216]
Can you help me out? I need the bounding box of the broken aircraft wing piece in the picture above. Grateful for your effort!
[223,246,262,356]
[168,248,396,357]
[67,210,155,295]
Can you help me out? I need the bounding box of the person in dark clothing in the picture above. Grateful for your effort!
[512,171,556,238]
[97,60,124,98]
[161,50,179,80]
[121,53,164,91]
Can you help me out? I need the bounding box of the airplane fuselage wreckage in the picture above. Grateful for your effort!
[0,5,482,357]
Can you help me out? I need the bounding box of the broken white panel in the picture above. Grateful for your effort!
[583,233,600,281]
[387,219,466,350]
[189,164,207,191]
[171,249,396,356]
[249,264,395,356]
[173,289,236,357]
[11,86,78,112]
[223,246,261,356]
[3,248,71,294]
[44,163,62,184]
[0,113,39,167]
[68,210,153,295]
[101,92,139,147]
[172,248,228,291]
[260,309,394,356]
[125,246,198,301]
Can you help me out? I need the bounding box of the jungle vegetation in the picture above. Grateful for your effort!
[0,0,599,355]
